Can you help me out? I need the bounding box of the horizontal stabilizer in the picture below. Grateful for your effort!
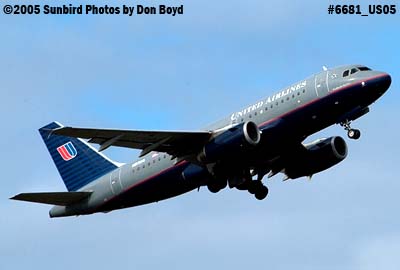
[10,191,92,206]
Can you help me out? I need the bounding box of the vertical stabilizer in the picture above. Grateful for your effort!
[39,122,119,191]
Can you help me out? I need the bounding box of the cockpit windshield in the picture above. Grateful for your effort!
[343,66,371,77]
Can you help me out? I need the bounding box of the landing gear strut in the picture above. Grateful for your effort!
[340,120,361,140]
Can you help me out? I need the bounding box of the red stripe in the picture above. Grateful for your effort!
[58,146,72,161]
[56,147,66,160]
[61,147,72,160]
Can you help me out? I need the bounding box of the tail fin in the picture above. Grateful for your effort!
[39,122,119,191]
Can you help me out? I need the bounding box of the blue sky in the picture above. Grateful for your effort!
[1,0,400,269]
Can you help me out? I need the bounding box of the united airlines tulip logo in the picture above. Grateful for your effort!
[57,142,77,161]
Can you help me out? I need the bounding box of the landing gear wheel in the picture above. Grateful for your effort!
[347,129,361,140]
[218,179,228,190]
[207,183,220,193]
[341,120,361,140]
[255,186,269,200]
[207,179,227,193]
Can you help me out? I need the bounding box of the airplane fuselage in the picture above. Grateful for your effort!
[49,65,391,217]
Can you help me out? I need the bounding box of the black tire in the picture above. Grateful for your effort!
[217,179,228,190]
[255,186,269,200]
[207,183,220,193]
[348,129,361,140]
[353,129,361,139]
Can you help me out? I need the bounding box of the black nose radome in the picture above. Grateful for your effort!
[383,73,392,90]
[378,73,392,94]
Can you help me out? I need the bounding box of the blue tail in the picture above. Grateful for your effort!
[39,122,119,191]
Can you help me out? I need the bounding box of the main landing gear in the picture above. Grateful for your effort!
[247,180,269,200]
[207,176,269,200]
[236,178,268,200]
[340,120,361,140]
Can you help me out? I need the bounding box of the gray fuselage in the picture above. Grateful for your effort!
[50,65,391,217]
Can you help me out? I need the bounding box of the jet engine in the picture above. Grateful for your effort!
[198,121,261,163]
[284,136,348,179]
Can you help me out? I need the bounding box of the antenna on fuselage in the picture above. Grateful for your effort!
[322,66,328,71]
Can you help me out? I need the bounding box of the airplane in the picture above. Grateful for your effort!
[11,64,392,218]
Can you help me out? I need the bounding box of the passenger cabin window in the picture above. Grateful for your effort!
[343,70,349,77]
[351,68,358,74]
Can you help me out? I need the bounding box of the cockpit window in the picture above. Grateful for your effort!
[358,66,371,71]
[343,70,349,77]
[350,68,358,74]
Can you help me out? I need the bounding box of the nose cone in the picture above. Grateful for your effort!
[366,71,392,94]
[379,72,392,90]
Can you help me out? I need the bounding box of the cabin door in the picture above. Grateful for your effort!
[314,71,329,96]
[110,168,123,194]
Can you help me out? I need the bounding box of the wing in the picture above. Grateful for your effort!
[51,126,212,157]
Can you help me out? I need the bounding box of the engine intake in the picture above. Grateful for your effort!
[284,136,348,179]
[198,121,261,163]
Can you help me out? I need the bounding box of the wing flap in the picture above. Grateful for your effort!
[10,192,92,206]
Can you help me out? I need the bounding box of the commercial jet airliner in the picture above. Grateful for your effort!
[11,65,392,217]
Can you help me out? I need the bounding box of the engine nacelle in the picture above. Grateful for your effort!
[198,121,261,163]
[182,164,212,186]
[284,136,348,179]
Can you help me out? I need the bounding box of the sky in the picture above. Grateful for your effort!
[1,0,400,269]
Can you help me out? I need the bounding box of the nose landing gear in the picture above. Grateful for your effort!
[347,129,361,140]
[340,120,361,140]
